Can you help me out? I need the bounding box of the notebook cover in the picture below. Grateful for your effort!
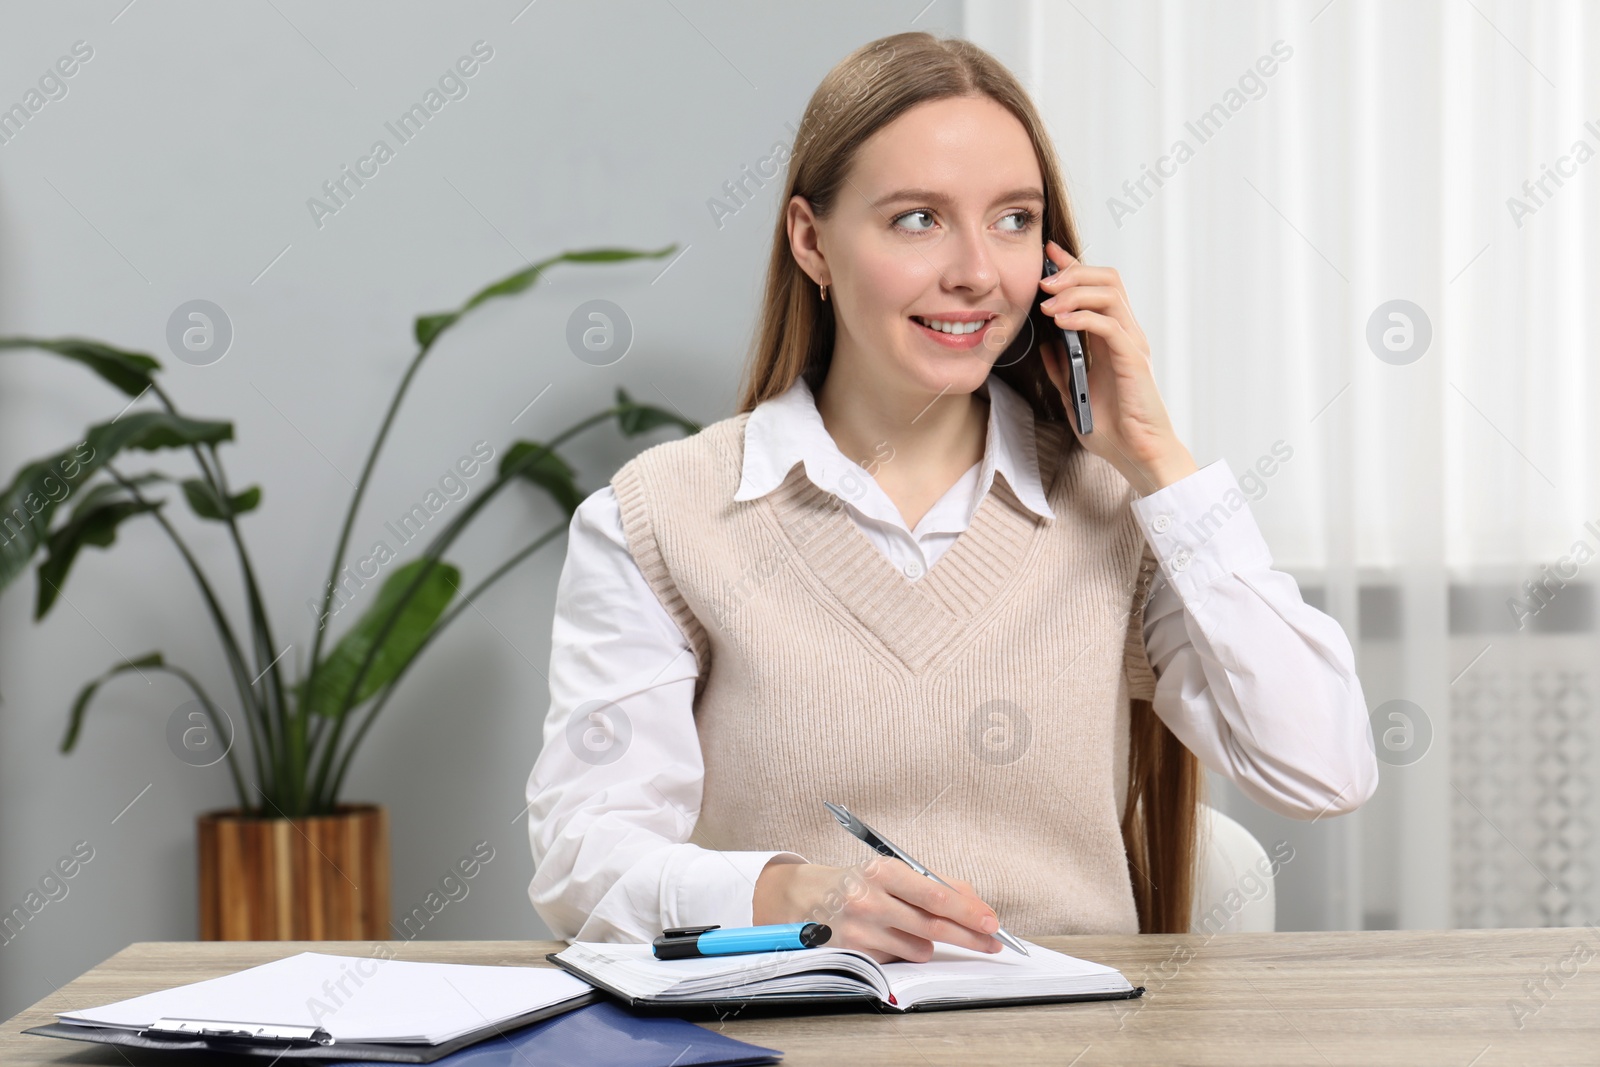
[545,951,1145,1018]
[21,991,598,1063]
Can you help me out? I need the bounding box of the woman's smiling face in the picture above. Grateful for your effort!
[793,93,1047,398]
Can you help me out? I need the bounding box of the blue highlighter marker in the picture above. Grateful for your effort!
[651,922,831,961]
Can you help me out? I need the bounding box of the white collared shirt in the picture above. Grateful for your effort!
[730,375,1058,577]
[525,373,1379,942]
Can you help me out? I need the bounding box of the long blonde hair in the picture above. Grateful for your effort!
[735,31,1203,934]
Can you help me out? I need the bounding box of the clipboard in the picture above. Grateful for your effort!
[23,992,599,1062]
[22,950,602,1062]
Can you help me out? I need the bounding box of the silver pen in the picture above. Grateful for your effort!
[822,801,1029,956]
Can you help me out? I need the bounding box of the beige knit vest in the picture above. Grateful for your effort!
[610,408,1159,936]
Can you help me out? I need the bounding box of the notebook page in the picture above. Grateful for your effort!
[881,940,1132,1009]
[55,952,592,1044]
[556,942,889,1001]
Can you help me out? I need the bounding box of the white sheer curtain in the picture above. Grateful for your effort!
[966,0,1599,931]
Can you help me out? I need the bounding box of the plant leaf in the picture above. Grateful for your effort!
[181,479,261,521]
[306,559,461,718]
[499,442,582,518]
[413,245,678,347]
[36,496,164,619]
[614,386,701,437]
[37,474,172,615]
[62,652,164,752]
[67,473,166,516]
[0,411,233,594]
[0,337,161,397]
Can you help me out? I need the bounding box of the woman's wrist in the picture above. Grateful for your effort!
[1112,440,1198,495]
[752,857,797,925]
[1139,446,1199,492]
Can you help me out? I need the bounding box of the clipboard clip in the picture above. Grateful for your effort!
[142,1017,336,1045]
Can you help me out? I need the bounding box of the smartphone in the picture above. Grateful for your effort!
[1040,258,1093,435]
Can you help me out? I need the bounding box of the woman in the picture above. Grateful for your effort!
[525,32,1378,963]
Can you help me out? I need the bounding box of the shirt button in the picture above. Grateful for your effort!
[904,560,924,579]
[1153,514,1172,533]
[1171,551,1190,572]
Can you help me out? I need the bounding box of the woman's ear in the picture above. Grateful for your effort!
[786,194,828,288]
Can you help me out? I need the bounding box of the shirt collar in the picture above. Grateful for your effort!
[732,372,1056,523]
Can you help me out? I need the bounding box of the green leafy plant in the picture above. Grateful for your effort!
[0,245,697,818]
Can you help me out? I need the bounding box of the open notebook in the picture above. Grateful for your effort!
[549,939,1143,1014]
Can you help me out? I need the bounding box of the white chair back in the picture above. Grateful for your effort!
[1189,804,1277,934]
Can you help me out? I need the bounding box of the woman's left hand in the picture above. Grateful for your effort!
[1037,239,1198,494]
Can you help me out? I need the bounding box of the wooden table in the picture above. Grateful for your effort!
[5,930,1598,1065]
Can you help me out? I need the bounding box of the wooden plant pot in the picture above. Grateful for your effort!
[197,803,390,940]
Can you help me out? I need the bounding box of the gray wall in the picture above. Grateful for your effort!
[0,0,965,1023]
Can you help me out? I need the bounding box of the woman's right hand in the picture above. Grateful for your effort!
[751,857,1003,963]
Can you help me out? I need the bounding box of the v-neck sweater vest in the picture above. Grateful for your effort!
[610,409,1160,935]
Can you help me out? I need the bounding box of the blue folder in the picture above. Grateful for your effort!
[336,1001,781,1067]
